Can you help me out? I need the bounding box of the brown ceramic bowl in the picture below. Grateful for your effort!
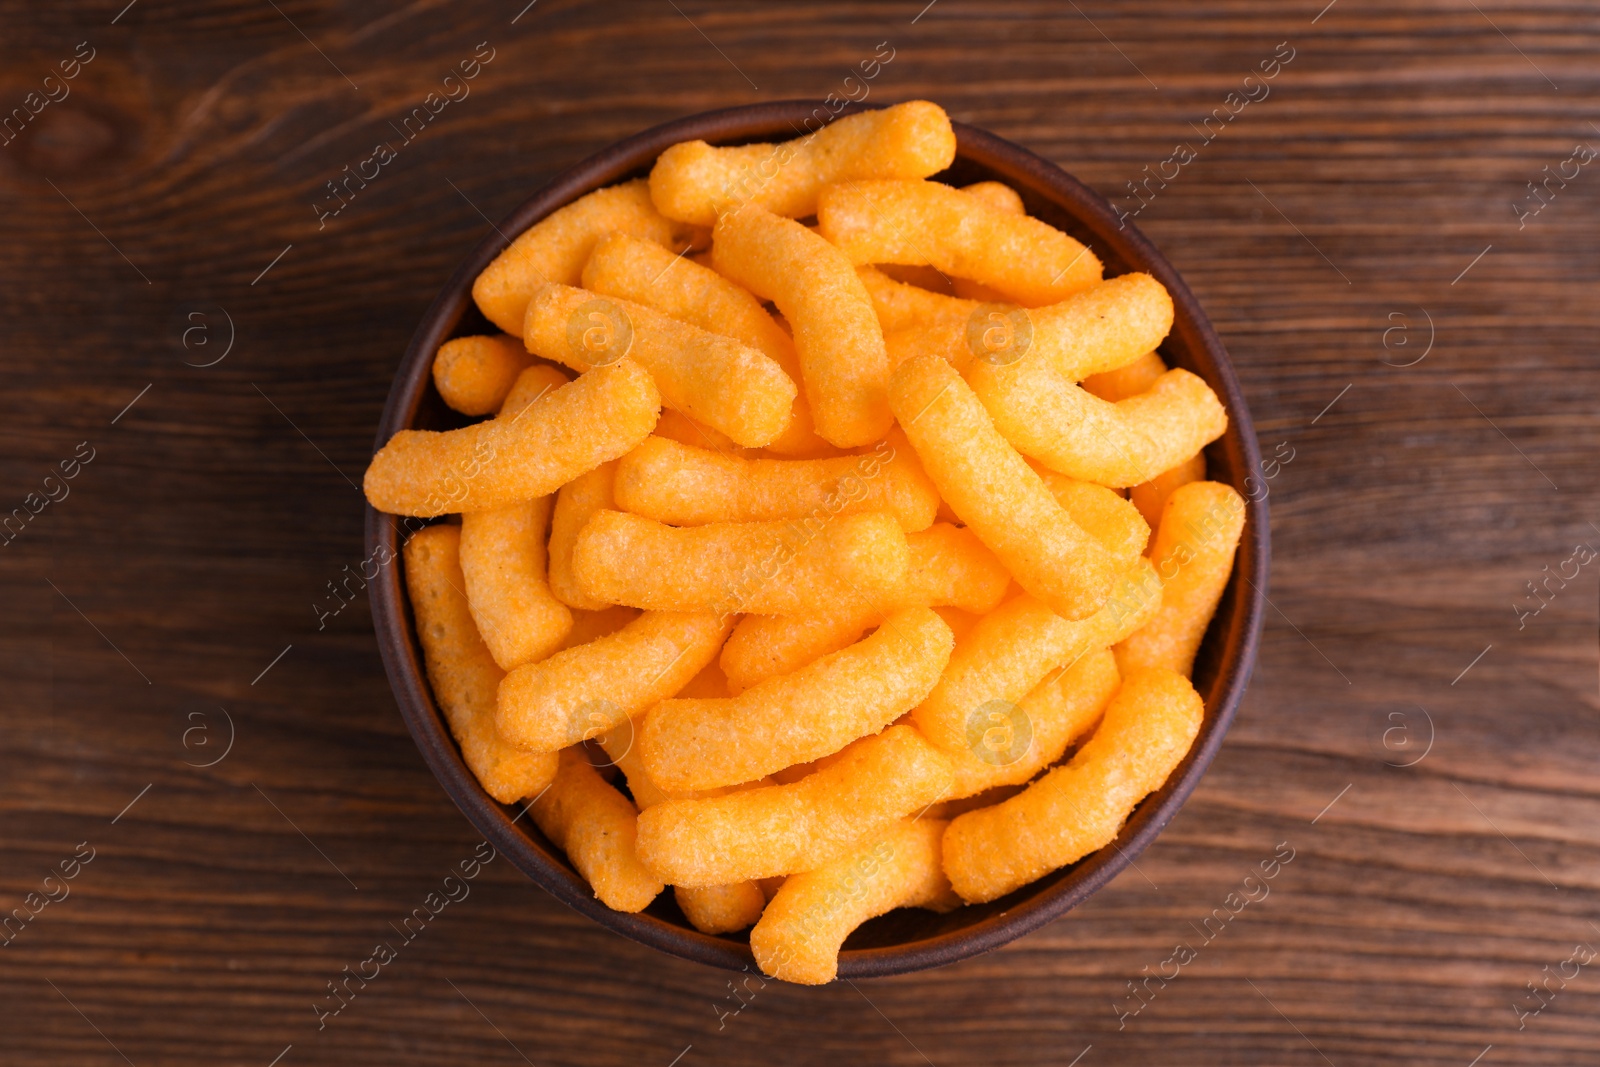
[365,101,1268,978]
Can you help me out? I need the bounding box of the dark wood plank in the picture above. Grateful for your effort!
[2,0,1598,1063]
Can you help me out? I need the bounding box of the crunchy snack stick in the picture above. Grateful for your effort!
[546,461,618,611]
[923,182,1025,303]
[582,234,793,357]
[1130,452,1206,531]
[582,233,829,457]
[912,562,1161,756]
[524,283,796,448]
[855,267,999,373]
[970,361,1227,488]
[751,818,958,984]
[635,725,953,886]
[650,409,753,457]
[532,748,663,912]
[599,733,671,808]
[719,523,1011,693]
[889,352,1115,620]
[597,728,770,934]
[432,334,534,415]
[876,271,1173,378]
[496,609,731,753]
[817,179,1103,305]
[570,510,910,616]
[460,495,572,670]
[648,100,955,226]
[403,525,556,803]
[944,648,1120,801]
[496,361,571,416]
[959,180,1024,215]
[642,607,953,792]
[1116,481,1245,676]
[458,365,575,670]
[942,667,1204,903]
[883,273,1178,379]
[714,205,891,447]
[970,272,1174,383]
[857,264,966,336]
[364,359,660,517]
[612,435,937,531]
[1030,466,1151,567]
[1081,349,1166,402]
[678,882,769,935]
[873,184,1024,301]
[472,179,689,336]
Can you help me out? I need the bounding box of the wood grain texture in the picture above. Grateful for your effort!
[1,1,1597,1064]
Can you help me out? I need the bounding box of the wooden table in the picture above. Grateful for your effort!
[3,2,1596,1063]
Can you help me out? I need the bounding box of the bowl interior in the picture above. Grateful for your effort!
[365,101,1268,979]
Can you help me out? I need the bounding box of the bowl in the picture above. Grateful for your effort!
[365,100,1269,978]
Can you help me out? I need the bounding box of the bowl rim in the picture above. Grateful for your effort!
[364,99,1269,979]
